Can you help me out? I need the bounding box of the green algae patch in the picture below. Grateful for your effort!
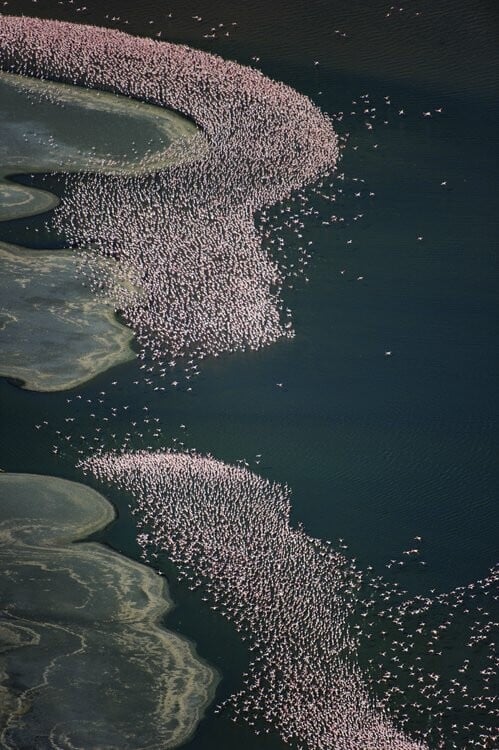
[0,241,138,391]
[0,473,217,749]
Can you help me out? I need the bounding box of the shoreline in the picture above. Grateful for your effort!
[0,472,218,749]
[0,240,137,392]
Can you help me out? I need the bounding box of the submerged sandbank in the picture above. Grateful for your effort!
[0,15,338,360]
[0,241,136,391]
[0,473,217,749]
[0,171,58,222]
[0,70,200,220]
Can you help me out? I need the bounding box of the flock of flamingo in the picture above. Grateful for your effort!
[0,12,496,750]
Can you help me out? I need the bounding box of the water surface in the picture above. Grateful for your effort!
[0,2,497,749]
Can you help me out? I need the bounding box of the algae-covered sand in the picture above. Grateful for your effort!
[0,69,202,390]
[0,473,217,749]
[0,241,136,391]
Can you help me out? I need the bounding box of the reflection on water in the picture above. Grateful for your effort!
[0,473,217,749]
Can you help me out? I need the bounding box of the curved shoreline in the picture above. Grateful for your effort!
[0,15,338,361]
[0,472,217,749]
[0,240,136,392]
[0,69,201,181]
[0,170,59,222]
[0,69,202,391]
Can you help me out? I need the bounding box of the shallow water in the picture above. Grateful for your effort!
[0,1,497,749]
[0,70,201,391]
[0,69,198,180]
[0,473,216,749]
[0,241,136,391]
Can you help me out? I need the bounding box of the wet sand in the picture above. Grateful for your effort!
[0,472,217,749]
[0,241,136,391]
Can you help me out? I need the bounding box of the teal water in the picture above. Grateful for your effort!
[0,1,497,749]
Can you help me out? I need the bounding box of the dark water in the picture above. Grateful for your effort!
[1,1,498,748]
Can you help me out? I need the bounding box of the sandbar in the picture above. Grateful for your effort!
[0,472,217,749]
[0,241,136,391]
